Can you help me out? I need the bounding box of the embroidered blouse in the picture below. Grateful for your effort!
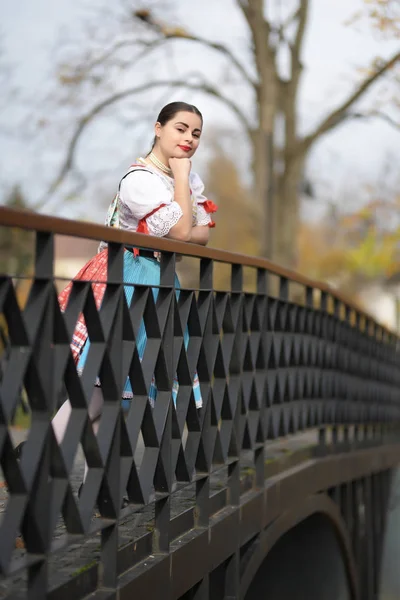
[100,160,216,250]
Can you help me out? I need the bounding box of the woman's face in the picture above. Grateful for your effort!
[155,111,202,160]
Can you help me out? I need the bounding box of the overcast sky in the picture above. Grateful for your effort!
[1,0,400,219]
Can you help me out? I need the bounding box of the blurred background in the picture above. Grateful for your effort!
[1,0,399,329]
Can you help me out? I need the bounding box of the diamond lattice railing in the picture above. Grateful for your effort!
[0,208,399,597]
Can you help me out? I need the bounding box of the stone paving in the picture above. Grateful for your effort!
[0,428,318,598]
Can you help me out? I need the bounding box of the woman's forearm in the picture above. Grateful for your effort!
[168,176,192,241]
[189,225,210,246]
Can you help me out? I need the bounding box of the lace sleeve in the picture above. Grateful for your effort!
[196,203,212,226]
[146,202,183,237]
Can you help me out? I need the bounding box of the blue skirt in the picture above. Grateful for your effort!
[77,253,202,411]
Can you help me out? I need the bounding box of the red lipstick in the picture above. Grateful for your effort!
[178,145,191,152]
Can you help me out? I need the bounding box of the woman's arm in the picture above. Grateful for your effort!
[189,225,210,246]
[167,159,193,241]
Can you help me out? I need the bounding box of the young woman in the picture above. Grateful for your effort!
[16,102,217,483]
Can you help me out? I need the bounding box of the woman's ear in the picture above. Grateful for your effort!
[154,121,161,139]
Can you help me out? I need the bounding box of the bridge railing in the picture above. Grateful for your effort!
[0,206,399,598]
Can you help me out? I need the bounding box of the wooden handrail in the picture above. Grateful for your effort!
[0,206,397,337]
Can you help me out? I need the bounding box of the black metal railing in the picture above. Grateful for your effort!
[0,206,399,598]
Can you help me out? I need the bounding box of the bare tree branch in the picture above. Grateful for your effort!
[237,0,249,12]
[238,0,274,81]
[293,0,309,58]
[298,50,400,154]
[236,0,268,41]
[348,110,400,130]
[287,0,309,90]
[161,33,257,88]
[284,8,301,31]
[236,0,250,20]
[73,29,256,90]
[69,37,148,76]
[270,7,301,47]
[44,78,253,200]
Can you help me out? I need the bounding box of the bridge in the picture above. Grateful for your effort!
[0,206,399,599]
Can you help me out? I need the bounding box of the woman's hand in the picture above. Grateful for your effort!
[169,157,191,179]
[167,158,192,241]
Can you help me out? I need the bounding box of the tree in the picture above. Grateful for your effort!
[349,0,400,37]
[0,186,34,284]
[297,190,400,298]
[46,0,400,267]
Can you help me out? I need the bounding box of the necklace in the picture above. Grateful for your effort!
[148,152,173,177]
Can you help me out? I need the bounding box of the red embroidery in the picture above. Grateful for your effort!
[202,199,218,214]
[136,220,149,235]
[134,203,167,255]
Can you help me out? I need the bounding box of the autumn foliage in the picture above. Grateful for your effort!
[197,149,399,304]
[297,194,400,297]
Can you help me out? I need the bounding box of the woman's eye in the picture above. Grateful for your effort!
[177,128,184,132]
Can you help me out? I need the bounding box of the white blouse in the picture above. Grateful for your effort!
[118,165,212,237]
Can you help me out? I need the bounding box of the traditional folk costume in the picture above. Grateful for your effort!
[58,158,217,411]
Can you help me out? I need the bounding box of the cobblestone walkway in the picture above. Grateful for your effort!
[0,428,318,598]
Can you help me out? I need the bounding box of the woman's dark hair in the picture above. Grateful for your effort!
[149,101,203,151]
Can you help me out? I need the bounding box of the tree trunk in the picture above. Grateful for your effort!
[252,128,275,260]
[270,69,304,269]
[243,0,277,261]
[274,156,304,268]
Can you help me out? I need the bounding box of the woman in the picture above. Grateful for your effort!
[16,102,217,483]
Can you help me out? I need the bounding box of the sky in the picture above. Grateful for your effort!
[1,0,400,220]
